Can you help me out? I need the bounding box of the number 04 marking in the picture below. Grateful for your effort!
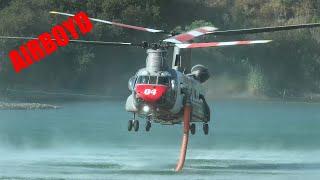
[144,89,157,95]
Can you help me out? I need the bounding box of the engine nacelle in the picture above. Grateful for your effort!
[191,64,210,83]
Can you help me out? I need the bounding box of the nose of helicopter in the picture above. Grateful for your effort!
[135,84,168,102]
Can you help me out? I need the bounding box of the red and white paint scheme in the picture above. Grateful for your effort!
[175,40,272,49]
[163,26,218,43]
[135,84,168,102]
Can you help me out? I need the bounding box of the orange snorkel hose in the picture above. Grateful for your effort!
[175,103,191,171]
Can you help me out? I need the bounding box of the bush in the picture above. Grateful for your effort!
[247,66,267,96]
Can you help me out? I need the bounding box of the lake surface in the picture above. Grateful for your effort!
[0,100,320,179]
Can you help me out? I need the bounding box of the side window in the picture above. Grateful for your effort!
[128,76,136,91]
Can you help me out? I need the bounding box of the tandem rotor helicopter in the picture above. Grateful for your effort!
[2,10,320,172]
[1,11,320,136]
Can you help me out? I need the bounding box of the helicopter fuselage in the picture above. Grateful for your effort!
[125,67,210,125]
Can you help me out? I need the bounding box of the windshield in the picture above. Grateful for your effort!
[149,76,157,84]
[136,75,170,85]
[136,76,149,84]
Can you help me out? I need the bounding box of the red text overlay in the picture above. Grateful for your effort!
[9,11,93,73]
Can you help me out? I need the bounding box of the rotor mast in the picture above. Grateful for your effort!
[145,48,169,72]
[172,47,191,74]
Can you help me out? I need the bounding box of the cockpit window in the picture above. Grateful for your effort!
[158,76,170,85]
[137,76,149,84]
[136,75,170,85]
[149,76,157,84]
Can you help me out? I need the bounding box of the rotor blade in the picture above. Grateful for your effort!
[0,36,138,46]
[175,40,272,49]
[0,36,37,40]
[67,39,136,46]
[163,26,218,43]
[210,23,320,36]
[50,11,166,33]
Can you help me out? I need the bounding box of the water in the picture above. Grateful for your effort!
[0,100,320,179]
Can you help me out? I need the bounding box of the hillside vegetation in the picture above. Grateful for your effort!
[0,0,319,99]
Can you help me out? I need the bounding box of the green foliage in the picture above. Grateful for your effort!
[75,48,95,73]
[185,20,215,31]
[247,66,267,96]
[173,20,214,33]
[0,0,319,96]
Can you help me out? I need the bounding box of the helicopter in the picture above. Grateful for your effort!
[1,11,320,136]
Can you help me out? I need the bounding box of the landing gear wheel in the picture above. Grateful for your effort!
[203,123,209,135]
[133,120,139,132]
[146,121,151,132]
[190,123,196,135]
[128,120,133,131]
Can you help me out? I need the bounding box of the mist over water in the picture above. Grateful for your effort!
[0,100,320,179]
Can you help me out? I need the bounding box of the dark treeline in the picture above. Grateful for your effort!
[0,0,319,98]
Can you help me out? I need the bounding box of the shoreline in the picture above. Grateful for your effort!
[1,94,320,104]
[1,88,320,104]
[208,96,320,103]
[0,102,60,110]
